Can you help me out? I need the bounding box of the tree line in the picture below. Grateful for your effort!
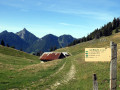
[68,17,120,46]
[0,39,18,49]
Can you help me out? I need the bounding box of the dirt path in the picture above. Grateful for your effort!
[24,61,66,89]
[50,62,66,77]
[50,62,76,90]
[23,61,76,90]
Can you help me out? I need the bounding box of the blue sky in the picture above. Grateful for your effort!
[0,0,120,38]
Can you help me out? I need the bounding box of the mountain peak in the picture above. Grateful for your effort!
[16,28,39,44]
[23,28,27,32]
[16,28,29,36]
[46,34,57,37]
[59,34,76,39]
[60,34,72,37]
[58,34,76,47]
[21,28,29,33]
[2,30,8,34]
[42,34,58,39]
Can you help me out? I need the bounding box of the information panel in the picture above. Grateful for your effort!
[85,48,111,62]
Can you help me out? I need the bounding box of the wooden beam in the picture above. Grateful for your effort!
[93,74,98,90]
[110,41,117,90]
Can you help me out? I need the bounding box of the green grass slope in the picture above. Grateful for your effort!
[0,46,39,65]
[0,32,120,90]
[55,32,120,90]
[0,46,65,89]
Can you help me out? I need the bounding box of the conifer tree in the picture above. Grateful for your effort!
[50,47,53,51]
[1,39,5,46]
[115,29,119,33]
[6,44,9,47]
[113,18,117,29]
[54,46,57,51]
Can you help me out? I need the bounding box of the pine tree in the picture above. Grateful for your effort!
[20,49,22,51]
[36,52,40,56]
[116,18,120,27]
[112,18,117,29]
[94,29,100,39]
[115,29,119,33]
[53,46,57,51]
[6,44,9,47]
[1,40,5,46]
[33,53,36,55]
[50,47,53,51]
[82,36,86,42]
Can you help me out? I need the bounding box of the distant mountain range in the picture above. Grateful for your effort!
[0,28,76,53]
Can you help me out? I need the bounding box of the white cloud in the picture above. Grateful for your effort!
[59,23,71,26]
[59,23,81,27]
[49,8,114,21]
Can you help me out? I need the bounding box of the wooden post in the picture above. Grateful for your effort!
[110,41,117,90]
[93,74,98,90]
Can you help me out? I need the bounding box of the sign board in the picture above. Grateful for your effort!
[85,48,111,62]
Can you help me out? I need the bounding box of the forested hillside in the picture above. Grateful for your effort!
[69,17,120,46]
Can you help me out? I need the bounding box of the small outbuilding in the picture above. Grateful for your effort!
[40,52,66,61]
[62,52,70,57]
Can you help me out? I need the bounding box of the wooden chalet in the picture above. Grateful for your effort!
[40,52,66,61]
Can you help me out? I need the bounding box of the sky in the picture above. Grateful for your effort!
[0,0,120,38]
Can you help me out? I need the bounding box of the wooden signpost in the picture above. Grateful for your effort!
[110,41,117,90]
[93,74,98,90]
[85,41,117,90]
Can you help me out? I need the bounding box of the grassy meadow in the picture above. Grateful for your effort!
[55,32,120,90]
[0,46,66,89]
[0,32,120,90]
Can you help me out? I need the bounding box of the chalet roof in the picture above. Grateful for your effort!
[40,52,64,61]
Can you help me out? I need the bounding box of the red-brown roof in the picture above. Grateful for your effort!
[40,52,63,61]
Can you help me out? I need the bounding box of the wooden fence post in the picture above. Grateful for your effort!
[110,41,117,90]
[93,74,98,90]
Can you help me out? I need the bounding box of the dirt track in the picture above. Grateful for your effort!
[51,62,76,90]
